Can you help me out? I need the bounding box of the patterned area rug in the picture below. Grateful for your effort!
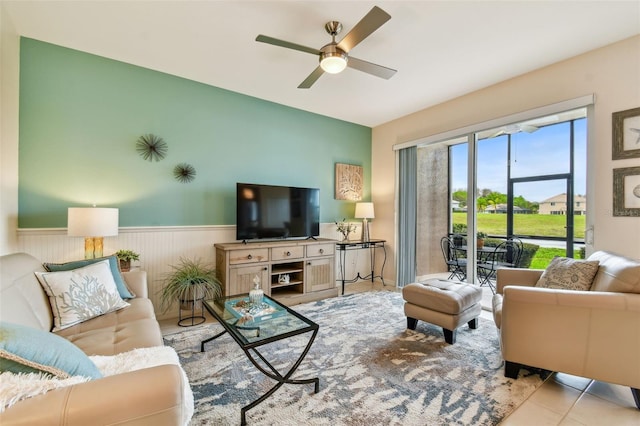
[163,291,544,425]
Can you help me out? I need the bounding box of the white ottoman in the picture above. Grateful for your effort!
[402,279,482,344]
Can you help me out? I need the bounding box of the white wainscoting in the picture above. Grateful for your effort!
[17,223,382,320]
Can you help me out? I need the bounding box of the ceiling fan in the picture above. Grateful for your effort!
[256,6,397,89]
[489,124,539,138]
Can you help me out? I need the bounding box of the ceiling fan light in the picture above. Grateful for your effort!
[320,52,348,74]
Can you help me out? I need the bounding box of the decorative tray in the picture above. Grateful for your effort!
[224,297,286,324]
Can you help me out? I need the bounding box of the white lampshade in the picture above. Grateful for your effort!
[355,202,375,219]
[68,207,119,237]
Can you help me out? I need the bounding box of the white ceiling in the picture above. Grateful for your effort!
[3,1,639,127]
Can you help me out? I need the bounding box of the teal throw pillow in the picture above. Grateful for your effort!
[0,322,102,379]
[44,255,135,299]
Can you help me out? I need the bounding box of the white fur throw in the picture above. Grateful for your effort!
[1,346,193,425]
[0,372,90,410]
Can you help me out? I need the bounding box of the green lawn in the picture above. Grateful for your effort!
[529,247,584,269]
[452,212,586,269]
[453,212,585,239]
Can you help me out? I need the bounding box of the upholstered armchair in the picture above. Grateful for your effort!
[492,250,640,409]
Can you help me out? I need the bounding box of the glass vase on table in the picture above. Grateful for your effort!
[249,275,264,306]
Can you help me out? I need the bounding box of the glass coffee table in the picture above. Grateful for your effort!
[201,294,319,425]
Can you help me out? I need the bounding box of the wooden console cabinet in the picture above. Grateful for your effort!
[215,238,338,305]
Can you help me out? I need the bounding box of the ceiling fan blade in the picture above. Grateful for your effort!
[347,57,396,79]
[520,124,538,133]
[256,35,320,55]
[337,6,391,53]
[298,66,325,89]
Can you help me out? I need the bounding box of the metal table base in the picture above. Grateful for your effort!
[201,296,320,425]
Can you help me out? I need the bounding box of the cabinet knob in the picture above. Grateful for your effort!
[319,249,324,254]
[286,251,291,256]
[247,254,253,260]
[307,262,311,266]
[263,266,268,271]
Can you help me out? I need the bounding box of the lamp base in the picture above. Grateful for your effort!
[361,218,370,242]
[84,237,104,259]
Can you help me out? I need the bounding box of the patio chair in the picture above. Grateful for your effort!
[477,238,523,293]
[440,236,467,281]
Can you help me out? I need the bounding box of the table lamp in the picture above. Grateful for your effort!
[355,202,374,242]
[68,207,119,259]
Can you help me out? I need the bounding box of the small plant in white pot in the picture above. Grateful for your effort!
[160,257,223,323]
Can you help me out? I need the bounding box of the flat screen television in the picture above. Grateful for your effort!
[236,183,320,241]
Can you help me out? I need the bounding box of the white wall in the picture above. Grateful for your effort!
[373,35,640,281]
[0,3,20,255]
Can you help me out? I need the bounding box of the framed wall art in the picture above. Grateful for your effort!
[613,166,640,217]
[612,107,640,160]
[335,163,363,201]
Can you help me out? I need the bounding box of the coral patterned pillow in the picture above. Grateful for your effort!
[35,260,129,331]
[535,257,600,291]
[44,255,135,299]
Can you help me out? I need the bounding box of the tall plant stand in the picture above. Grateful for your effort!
[178,296,206,327]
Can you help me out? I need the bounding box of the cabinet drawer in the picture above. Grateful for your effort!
[229,248,269,265]
[307,243,335,258]
[271,246,304,261]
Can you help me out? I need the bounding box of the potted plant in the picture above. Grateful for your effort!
[114,249,140,272]
[477,232,487,249]
[160,257,222,316]
[335,219,357,241]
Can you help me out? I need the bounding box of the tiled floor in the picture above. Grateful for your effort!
[160,280,640,425]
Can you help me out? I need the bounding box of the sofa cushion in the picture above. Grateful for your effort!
[54,298,162,356]
[63,318,165,356]
[35,260,130,331]
[588,250,640,294]
[535,256,600,291]
[0,253,54,332]
[54,298,156,336]
[44,255,135,299]
[0,322,102,379]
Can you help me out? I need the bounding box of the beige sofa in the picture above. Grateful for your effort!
[0,252,190,424]
[492,250,640,409]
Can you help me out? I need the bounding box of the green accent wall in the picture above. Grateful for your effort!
[18,38,371,228]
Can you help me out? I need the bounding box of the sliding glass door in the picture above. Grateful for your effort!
[415,108,587,283]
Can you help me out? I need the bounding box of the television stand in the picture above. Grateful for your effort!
[215,238,338,305]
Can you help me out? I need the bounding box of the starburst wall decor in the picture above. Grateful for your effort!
[136,134,168,162]
[173,163,196,183]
